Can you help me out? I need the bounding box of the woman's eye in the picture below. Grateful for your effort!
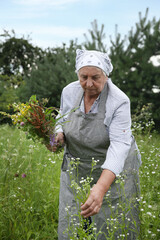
[92,76,99,81]
[81,76,87,80]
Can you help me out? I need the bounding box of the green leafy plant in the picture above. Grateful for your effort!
[132,103,155,134]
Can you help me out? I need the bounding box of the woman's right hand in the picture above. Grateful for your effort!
[46,132,65,152]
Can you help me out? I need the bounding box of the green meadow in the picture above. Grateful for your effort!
[0,125,160,240]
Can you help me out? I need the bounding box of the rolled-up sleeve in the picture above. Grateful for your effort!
[101,100,132,175]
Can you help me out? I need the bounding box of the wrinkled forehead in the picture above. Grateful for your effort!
[78,66,103,74]
[78,66,107,78]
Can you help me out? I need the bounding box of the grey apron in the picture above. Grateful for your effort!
[58,83,140,240]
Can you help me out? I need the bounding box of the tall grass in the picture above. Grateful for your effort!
[0,124,160,239]
[0,124,62,240]
[136,133,160,239]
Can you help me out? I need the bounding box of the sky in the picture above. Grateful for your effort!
[0,0,160,50]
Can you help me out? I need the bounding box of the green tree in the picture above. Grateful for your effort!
[0,74,20,109]
[0,30,44,123]
[18,41,79,107]
[0,74,23,123]
[83,19,107,52]
[110,8,160,128]
[0,30,44,77]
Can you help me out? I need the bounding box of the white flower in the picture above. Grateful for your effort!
[146,212,152,216]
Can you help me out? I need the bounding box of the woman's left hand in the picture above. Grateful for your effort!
[80,183,105,218]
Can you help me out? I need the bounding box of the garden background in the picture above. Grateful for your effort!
[0,9,160,240]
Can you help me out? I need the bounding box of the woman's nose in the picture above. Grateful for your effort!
[86,78,93,87]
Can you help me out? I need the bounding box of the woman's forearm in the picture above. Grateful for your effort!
[96,169,116,195]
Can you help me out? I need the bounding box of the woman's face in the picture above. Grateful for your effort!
[78,66,107,97]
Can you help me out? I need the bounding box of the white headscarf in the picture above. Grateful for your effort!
[75,49,113,76]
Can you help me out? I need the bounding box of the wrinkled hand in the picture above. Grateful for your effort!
[46,132,65,152]
[80,169,116,218]
[80,183,105,218]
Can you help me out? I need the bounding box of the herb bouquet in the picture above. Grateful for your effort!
[1,95,63,150]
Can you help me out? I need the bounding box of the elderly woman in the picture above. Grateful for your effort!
[55,49,141,239]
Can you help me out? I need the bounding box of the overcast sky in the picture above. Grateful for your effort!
[0,0,160,50]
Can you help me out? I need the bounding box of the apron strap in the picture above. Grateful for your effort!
[98,82,108,116]
[73,85,84,110]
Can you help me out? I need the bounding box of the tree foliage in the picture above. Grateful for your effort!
[18,41,79,107]
[0,30,44,122]
[0,30,44,76]
[109,8,160,127]
[83,19,107,52]
[0,74,22,123]
[0,74,20,109]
